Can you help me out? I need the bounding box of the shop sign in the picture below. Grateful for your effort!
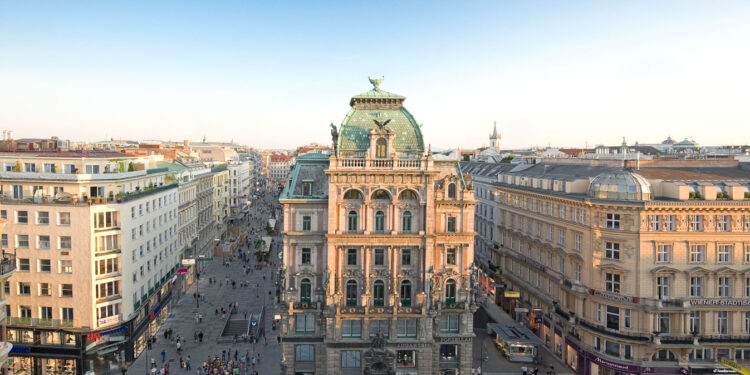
[586,352,640,373]
[504,291,520,298]
[177,268,189,275]
[689,299,750,307]
[589,288,639,304]
[87,326,127,341]
[397,343,430,348]
[181,259,196,265]
[98,314,121,327]
[642,367,689,375]
[10,346,30,354]
[439,336,473,343]
[690,368,739,375]
[720,359,750,375]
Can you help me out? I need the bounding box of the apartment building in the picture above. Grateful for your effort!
[1,217,16,374]
[211,166,230,238]
[279,80,477,375]
[463,160,750,375]
[0,151,180,374]
[228,161,250,216]
[268,154,292,181]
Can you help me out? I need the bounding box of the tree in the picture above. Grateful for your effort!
[127,163,134,172]
[500,155,515,163]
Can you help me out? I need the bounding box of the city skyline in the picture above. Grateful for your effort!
[1,1,749,149]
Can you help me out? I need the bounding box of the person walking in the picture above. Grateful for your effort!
[161,349,166,362]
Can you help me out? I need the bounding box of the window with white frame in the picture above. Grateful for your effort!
[606,305,619,330]
[745,245,750,264]
[690,311,701,334]
[651,215,662,231]
[717,215,730,232]
[604,242,620,260]
[664,215,675,231]
[656,244,672,263]
[657,276,670,300]
[717,311,728,335]
[717,245,732,264]
[690,276,703,297]
[605,273,620,293]
[575,263,581,282]
[690,245,705,263]
[689,215,703,231]
[718,277,731,297]
[605,213,620,229]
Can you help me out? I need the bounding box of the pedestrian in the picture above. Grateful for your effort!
[194,331,198,342]
[161,349,166,362]
[147,338,152,350]
[199,313,203,323]
[277,336,280,344]
[152,357,157,369]
[234,350,238,361]
[186,355,191,370]
[176,341,181,354]
[199,331,203,342]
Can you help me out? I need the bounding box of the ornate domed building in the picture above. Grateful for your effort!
[280,79,477,375]
[588,170,652,201]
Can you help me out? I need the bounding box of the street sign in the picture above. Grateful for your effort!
[722,358,750,375]
[197,258,213,261]
[278,252,282,260]
[181,259,196,265]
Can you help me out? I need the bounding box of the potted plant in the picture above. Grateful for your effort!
[42,195,49,203]
[116,192,124,203]
[71,195,78,205]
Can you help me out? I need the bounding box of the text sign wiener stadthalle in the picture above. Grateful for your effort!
[689,299,750,306]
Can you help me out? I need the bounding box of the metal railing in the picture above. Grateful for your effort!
[0,252,16,276]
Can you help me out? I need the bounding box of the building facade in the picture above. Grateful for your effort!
[1,217,16,374]
[0,152,180,374]
[269,154,293,181]
[228,161,250,216]
[463,160,750,375]
[280,80,477,375]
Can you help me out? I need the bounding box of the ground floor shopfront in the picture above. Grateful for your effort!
[7,276,176,375]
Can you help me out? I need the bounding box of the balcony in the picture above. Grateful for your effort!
[293,301,319,310]
[368,306,394,314]
[0,252,16,277]
[442,301,465,310]
[577,318,650,342]
[335,157,423,170]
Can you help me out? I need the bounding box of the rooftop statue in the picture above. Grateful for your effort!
[368,76,384,90]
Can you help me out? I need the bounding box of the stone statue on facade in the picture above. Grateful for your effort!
[330,123,338,153]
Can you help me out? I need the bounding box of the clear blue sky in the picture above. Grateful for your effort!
[1,1,749,149]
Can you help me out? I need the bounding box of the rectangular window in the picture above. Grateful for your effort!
[295,344,314,361]
[301,248,311,265]
[446,248,457,265]
[574,234,581,251]
[23,162,36,172]
[295,314,315,333]
[341,351,361,368]
[690,311,701,334]
[397,319,417,338]
[624,309,631,329]
[575,263,581,282]
[657,276,670,300]
[341,319,362,338]
[401,249,411,266]
[369,320,390,338]
[37,235,50,249]
[17,235,29,248]
[690,245,705,263]
[59,260,72,273]
[18,282,31,295]
[604,242,620,260]
[58,212,71,226]
[664,215,675,231]
[690,277,703,297]
[605,213,620,229]
[16,211,28,224]
[606,305,619,330]
[397,350,416,367]
[302,182,312,197]
[347,249,357,266]
[690,215,703,231]
[37,211,49,225]
[605,341,620,357]
[39,283,52,296]
[40,306,53,320]
[718,277,731,297]
[651,215,662,231]
[658,313,670,334]
[605,273,620,293]
[745,312,750,335]
[18,258,30,271]
[1,234,6,248]
[718,245,732,263]
[374,249,385,266]
[59,236,72,250]
[440,314,460,333]
[717,311,728,335]
[38,259,51,272]
[302,216,311,231]
[717,215,730,232]
[745,245,750,264]
[62,308,74,322]
[656,245,672,263]
[447,216,456,233]
[558,229,565,245]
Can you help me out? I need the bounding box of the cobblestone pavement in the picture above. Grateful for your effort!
[128,182,283,375]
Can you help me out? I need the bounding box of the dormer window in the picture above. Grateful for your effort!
[303,182,312,196]
[376,138,387,158]
[448,183,456,199]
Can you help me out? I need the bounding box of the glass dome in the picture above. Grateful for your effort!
[587,170,652,201]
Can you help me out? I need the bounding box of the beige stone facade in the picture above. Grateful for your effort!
[280,82,477,375]
[464,160,750,375]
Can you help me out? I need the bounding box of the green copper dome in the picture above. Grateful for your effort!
[336,78,425,156]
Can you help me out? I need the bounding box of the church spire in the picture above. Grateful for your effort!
[491,121,499,139]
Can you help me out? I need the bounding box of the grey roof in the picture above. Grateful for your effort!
[279,154,329,201]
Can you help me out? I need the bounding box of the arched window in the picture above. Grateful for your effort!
[300,278,311,303]
[448,183,457,199]
[372,189,390,200]
[375,211,385,232]
[376,138,387,158]
[399,190,418,201]
[400,280,412,307]
[402,211,412,232]
[346,280,358,306]
[348,211,358,232]
[652,349,677,361]
[373,280,385,307]
[343,189,363,200]
[445,279,456,304]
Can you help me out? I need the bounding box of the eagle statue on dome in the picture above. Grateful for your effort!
[368,76,384,90]
[373,119,391,131]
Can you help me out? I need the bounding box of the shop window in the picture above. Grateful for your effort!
[397,350,416,367]
[439,344,458,362]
